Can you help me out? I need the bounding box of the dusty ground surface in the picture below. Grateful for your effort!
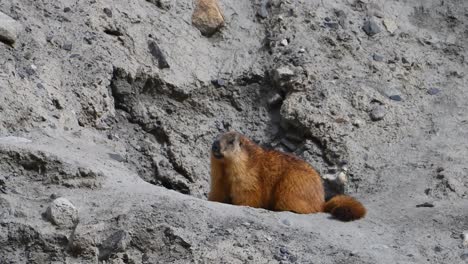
[0,0,467,263]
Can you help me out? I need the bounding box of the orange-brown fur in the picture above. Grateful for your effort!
[208,131,366,221]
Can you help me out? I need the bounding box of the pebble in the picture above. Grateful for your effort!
[273,66,294,81]
[0,11,20,46]
[373,53,384,62]
[192,0,224,36]
[280,247,290,255]
[416,202,434,208]
[352,119,364,127]
[63,7,71,13]
[108,153,126,162]
[280,39,289,46]
[211,79,226,88]
[427,88,440,95]
[46,197,79,227]
[257,0,269,19]
[103,8,113,18]
[389,95,402,101]
[281,219,291,226]
[148,40,170,69]
[383,19,398,34]
[324,21,339,29]
[62,42,73,51]
[369,105,386,121]
[362,18,381,36]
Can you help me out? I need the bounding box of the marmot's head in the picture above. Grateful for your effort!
[211,131,244,160]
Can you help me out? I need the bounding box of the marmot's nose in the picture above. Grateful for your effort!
[212,140,220,153]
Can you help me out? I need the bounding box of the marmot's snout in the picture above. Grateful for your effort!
[211,140,223,159]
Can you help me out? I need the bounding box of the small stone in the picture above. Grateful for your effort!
[416,202,434,208]
[46,197,79,227]
[280,39,289,46]
[280,247,290,255]
[108,153,125,162]
[401,57,409,64]
[352,119,364,127]
[62,42,73,51]
[427,88,440,95]
[389,95,402,101]
[272,66,294,82]
[211,79,225,87]
[362,18,381,36]
[248,255,254,260]
[0,11,20,46]
[192,0,224,37]
[369,105,386,121]
[434,246,442,253]
[373,54,384,61]
[383,19,398,34]
[148,40,170,69]
[281,219,291,226]
[257,0,269,19]
[298,48,306,53]
[103,8,112,18]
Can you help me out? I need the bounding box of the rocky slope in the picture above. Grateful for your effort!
[0,0,467,263]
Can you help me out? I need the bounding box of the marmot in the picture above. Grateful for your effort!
[208,131,366,221]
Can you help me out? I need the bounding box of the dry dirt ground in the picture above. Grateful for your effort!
[0,0,467,263]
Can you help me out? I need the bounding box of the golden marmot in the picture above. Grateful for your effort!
[208,131,366,221]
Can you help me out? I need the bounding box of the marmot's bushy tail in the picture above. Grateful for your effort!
[323,195,366,222]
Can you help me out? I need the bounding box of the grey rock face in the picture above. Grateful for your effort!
[0,0,467,263]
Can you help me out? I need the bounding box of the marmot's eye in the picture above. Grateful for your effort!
[228,139,235,145]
